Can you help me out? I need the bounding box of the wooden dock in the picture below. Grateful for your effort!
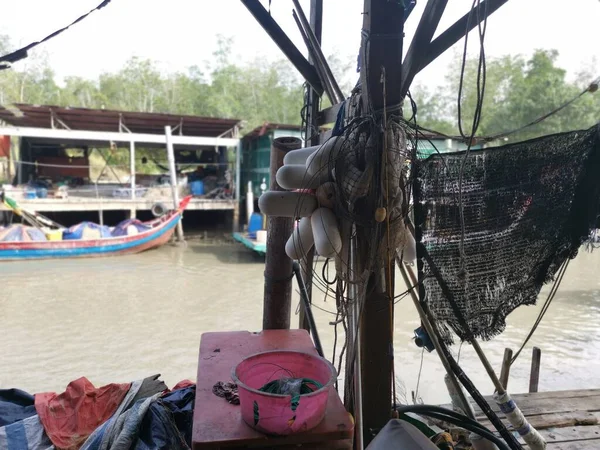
[447,389,600,449]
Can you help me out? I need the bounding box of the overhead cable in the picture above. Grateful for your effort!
[0,0,112,70]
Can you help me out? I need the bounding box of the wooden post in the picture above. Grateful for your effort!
[165,126,184,242]
[358,0,404,444]
[360,270,393,443]
[529,347,541,393]
[262,137,301,330]
[129,141,136,219]
[500,348,513,390]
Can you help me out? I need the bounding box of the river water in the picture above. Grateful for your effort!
[1,237,599,404]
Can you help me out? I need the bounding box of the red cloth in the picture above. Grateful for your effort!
[35,377,130,450]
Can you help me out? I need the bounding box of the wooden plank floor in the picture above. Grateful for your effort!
[444,389,600,449]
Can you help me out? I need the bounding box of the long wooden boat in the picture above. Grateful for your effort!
[0,196,191,261]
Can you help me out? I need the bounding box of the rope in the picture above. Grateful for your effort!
[486,78,600,141]
[456,0,489,282]
[511,259,570,365]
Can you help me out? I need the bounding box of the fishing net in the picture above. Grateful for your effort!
[416,125,600,343]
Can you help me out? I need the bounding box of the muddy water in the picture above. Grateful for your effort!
[1,238,599,403]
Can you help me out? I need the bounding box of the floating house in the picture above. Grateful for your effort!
[0,104,242,224]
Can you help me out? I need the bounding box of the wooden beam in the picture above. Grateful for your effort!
[317,102,344,126]
[400,0,448,97]
[240,0,323,96]
[360,0,404,112]
[0,126,240,148]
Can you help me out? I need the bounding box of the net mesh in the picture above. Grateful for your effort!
[416,125,600,342]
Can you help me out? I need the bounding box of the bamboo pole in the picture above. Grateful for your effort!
[262,136,301,330]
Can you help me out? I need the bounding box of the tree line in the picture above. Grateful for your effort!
[0,33,598,141]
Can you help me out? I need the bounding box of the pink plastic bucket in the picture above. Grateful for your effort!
[232,350,337,435]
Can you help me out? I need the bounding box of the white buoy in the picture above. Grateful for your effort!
[283,145,319,165]
[258,191,317,217]
[311,207,342,258]
[306,137,341,177]
[276,164,329,190]
[285,217,314,260]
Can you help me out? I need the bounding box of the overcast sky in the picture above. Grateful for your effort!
[2,0,599,88]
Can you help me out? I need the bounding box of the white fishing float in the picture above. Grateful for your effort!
[258,191,317,218]
[311,207,342,258]
[285,216,315,260]
[275,164,329,190]
[306,137,341,177]
[283,145,319,165]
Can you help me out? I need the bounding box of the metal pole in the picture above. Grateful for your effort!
[400,263,475,419]
[165,126,184,242]
[262,136,301,330]
[298,0,322,332]
[130,141,136,219]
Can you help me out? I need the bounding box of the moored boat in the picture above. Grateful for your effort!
[0,196,191,261]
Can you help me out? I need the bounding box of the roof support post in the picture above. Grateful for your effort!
[240,0,323,95]
[400,0,448,98]
[130,141,136,219]
[165,126,184,242]
[358,1,404,446]
[400,0,509,97]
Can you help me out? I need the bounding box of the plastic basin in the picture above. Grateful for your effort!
[232,350,336,436]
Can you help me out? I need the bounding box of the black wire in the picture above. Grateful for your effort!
[0,0,112,69]
[394,405,511,450]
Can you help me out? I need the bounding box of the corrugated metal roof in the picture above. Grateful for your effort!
[242,122,304,141]
[0,104,241,137]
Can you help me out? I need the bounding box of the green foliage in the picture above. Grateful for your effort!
[1,32,597,144]
[410,49,600,142]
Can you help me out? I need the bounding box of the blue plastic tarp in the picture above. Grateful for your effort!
[0,226,47,242]
[137,385,195,449]
[0,389,36,427]
[111,219,151,237]
[62,222,112,240]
